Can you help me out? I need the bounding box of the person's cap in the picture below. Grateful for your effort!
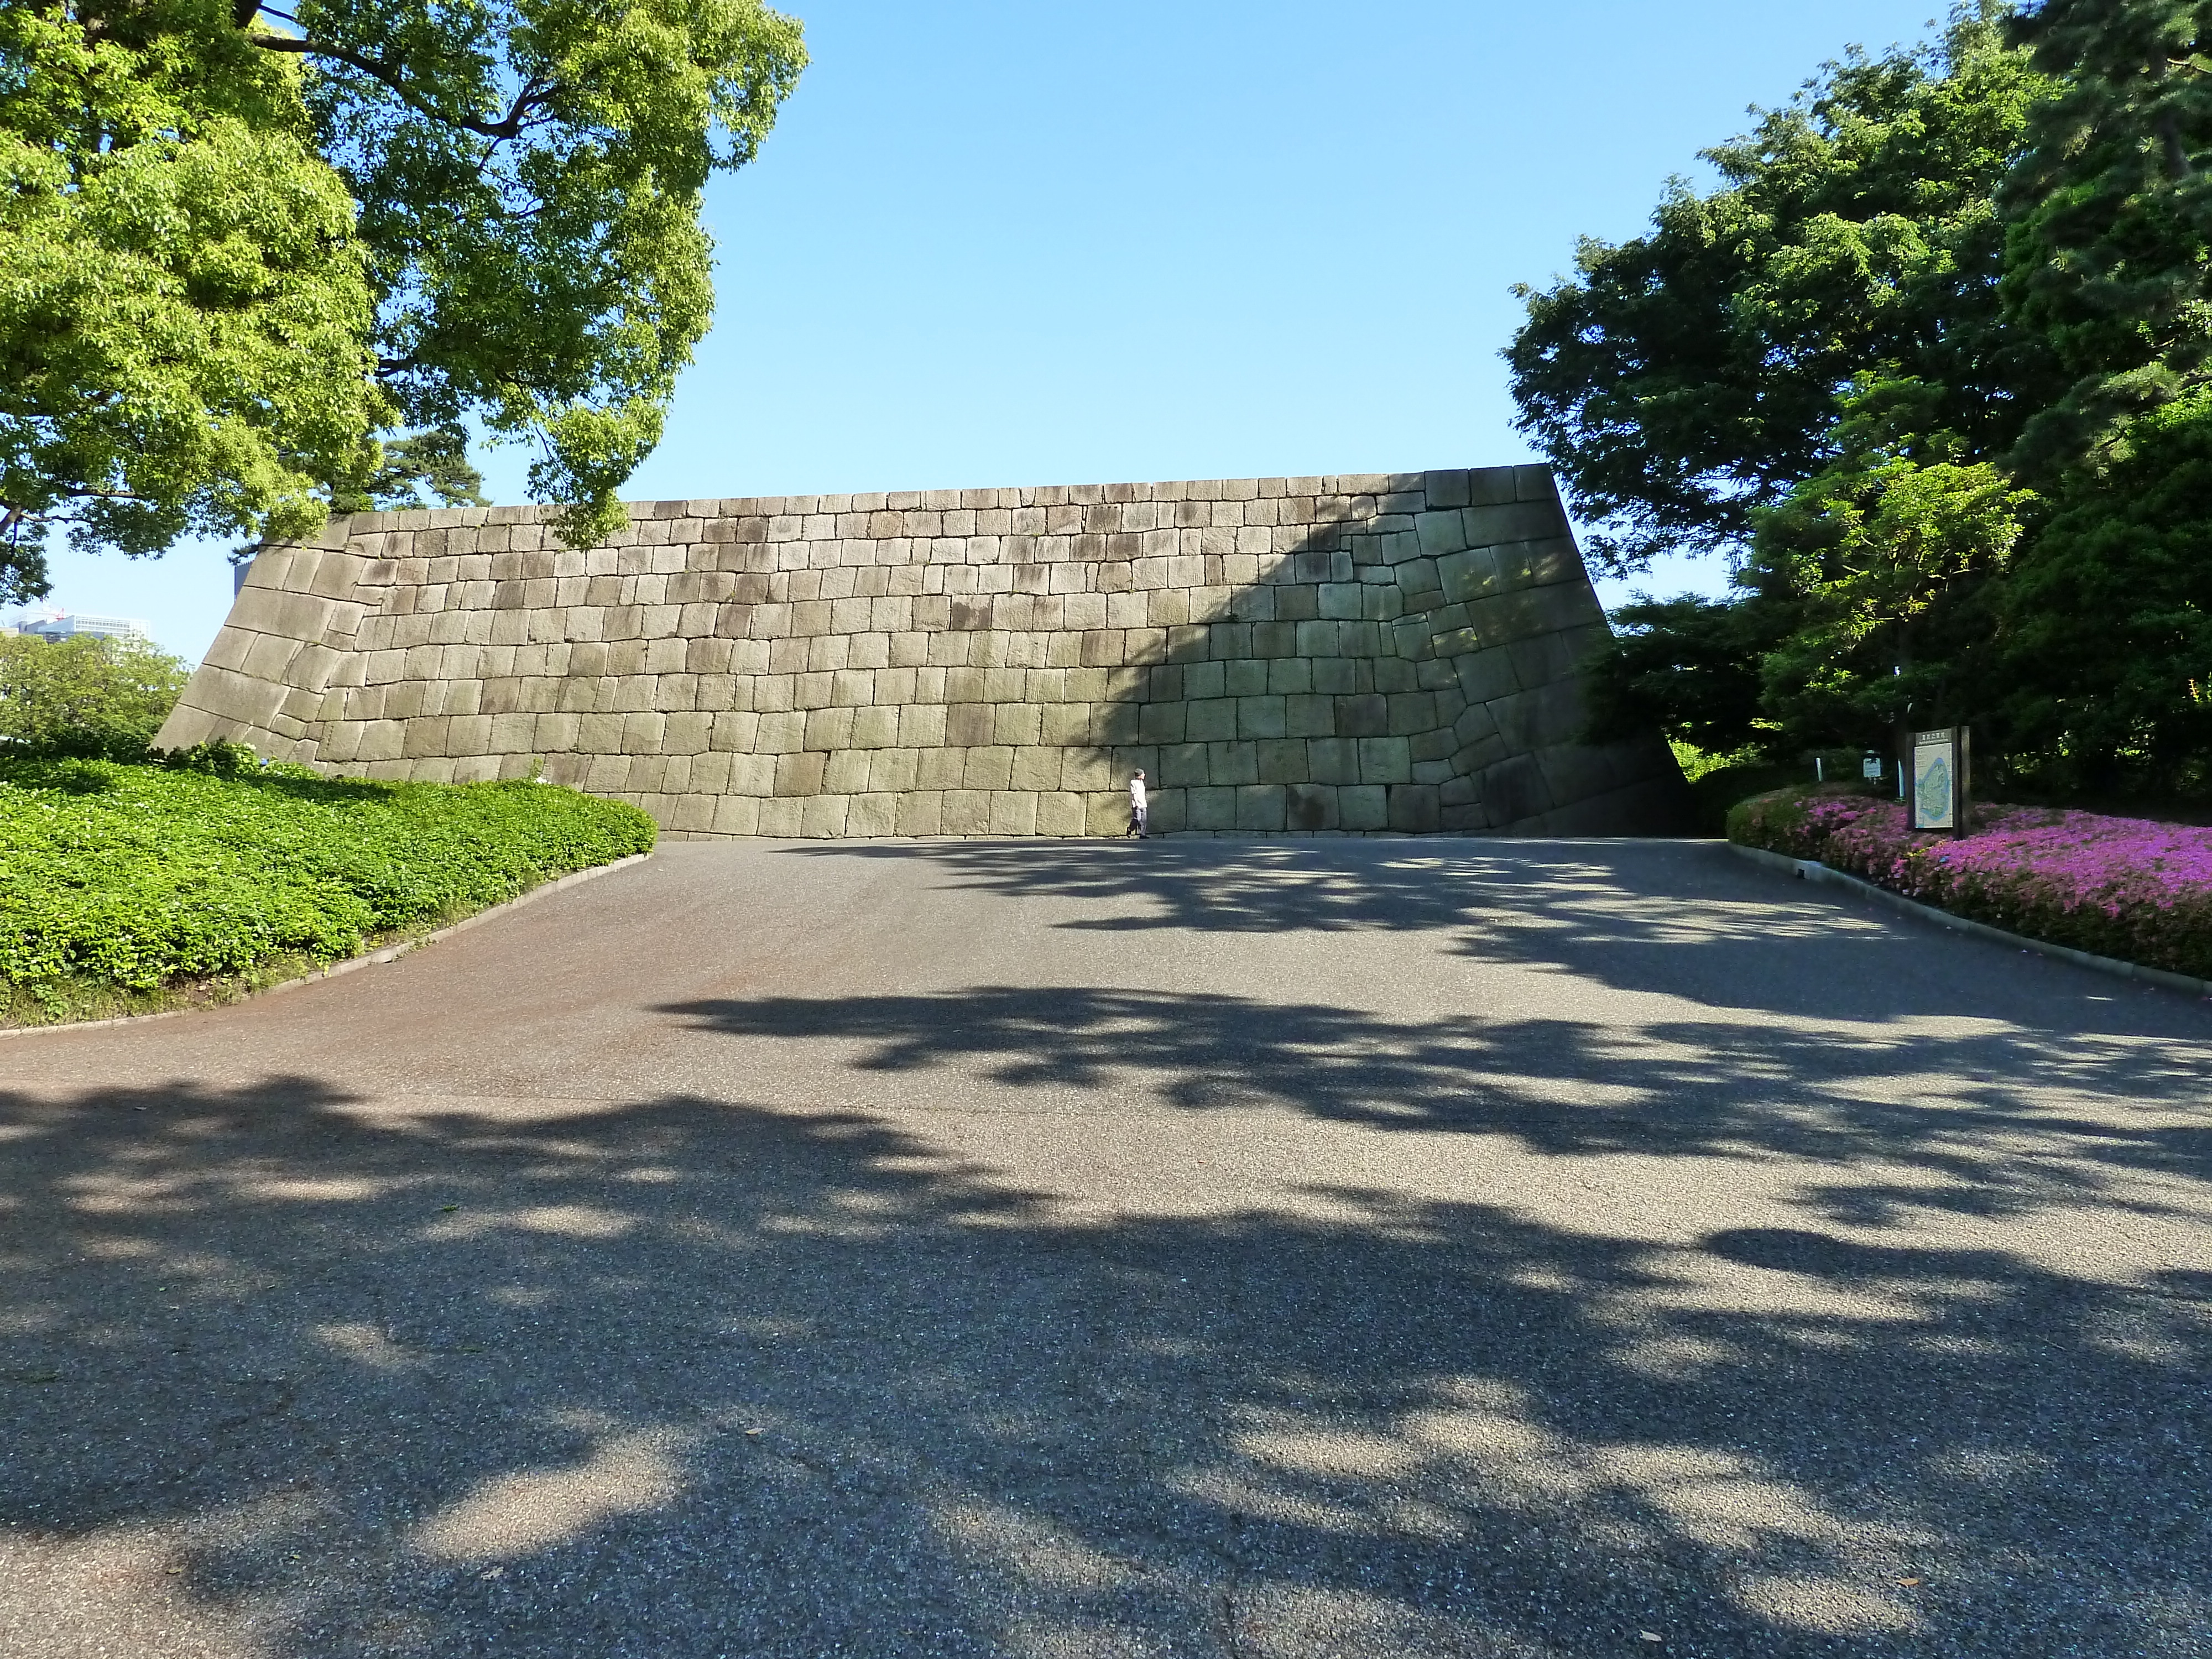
[1133,769,1145,777]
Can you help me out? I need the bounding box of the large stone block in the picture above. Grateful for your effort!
[1186,786,1238,831]
[1010,746,1063,791]
[963,747,1015,791]
[1206,740,1258,786]
[1338,785,1389,831]
[711,795,763,835]
[1357,736,1412,785]
[1334,693,1387,738]
[1082,790,1128,836]
[757,797,805,837]
[823,750,873,793]
[1306,737,1358,785]
[945,702,994,746]
[800,794,851,837]
[1254,738,1308,785]
[917,747,967,790]
[1237,785,1287,832]
[1387,784,1442,833]
[850,705,900,749]
[846,792,899,837]
[774,750,827,797]
[900,703,949,748]
[1061,746,1115,791]
[1452,648,1520,705]
[804,706,857,750]
[1386,693,1437,737]
[941,789,992,835]
[1036,790,1086,837]
[1476,753,1551,825]
[1235,695,1286,740]
[1285,782,1339,831]
[868,747,921,793]
[988,791,1040,835]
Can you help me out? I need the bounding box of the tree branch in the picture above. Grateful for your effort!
[246,34,552,141]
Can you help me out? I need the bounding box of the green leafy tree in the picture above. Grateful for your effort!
[1579,594,1788,756]
[255,0,805,546]
[1749,376,2037,748]
[1519,0,2212,799]
[2002,0,2212,478]
[0,0,805,602]
[1582,383,2038,761]
[0,630,191,754]
[1507,4,2049,574]
[0,0,385,601]
[1997,387,2212,792]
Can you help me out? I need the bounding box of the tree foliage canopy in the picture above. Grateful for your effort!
[1997,389,2212,786]
[1526,0,2212,800]
[0,0,805,601]
[0,1,383,586]
[1507,4,2049,575]
[0,629,191,754]
[2002,0,2212,476]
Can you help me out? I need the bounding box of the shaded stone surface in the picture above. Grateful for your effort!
[157,468,1687,836]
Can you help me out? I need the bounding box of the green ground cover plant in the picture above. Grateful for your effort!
[1729,783,2212,980]
[0,750,655,1024]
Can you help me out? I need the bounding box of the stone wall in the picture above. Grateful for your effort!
[156,467,1686,837]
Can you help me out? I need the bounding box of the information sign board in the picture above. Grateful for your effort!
[1909,726,1970,834]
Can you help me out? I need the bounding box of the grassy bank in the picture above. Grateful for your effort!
[1729,785,2212,982]
[0,754,656,1026]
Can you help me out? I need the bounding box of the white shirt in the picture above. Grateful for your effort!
[1129,776,1147,809]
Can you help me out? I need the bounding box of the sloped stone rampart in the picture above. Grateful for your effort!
[156,467,1686,837]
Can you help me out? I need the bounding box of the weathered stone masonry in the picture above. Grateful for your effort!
[156,467,1686,836]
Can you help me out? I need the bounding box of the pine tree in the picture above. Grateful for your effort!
[2003,0,2212,476]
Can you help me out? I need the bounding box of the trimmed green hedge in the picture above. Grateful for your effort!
[0,755,655,1011]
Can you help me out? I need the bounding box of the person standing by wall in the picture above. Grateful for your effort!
[1128,770,1148,838]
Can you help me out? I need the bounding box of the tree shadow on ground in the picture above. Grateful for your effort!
[781,837,2212,1027]
[658,985,2212,1228]
[3,1060,2208,1657]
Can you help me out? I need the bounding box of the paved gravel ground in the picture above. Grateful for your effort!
[2,837,2209,1658]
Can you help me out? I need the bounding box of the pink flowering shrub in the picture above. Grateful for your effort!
[1728,786,2212,979]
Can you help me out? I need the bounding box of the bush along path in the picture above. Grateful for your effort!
[1730,786,2212,984]
[0,746,656,1026]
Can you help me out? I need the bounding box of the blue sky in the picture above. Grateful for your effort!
[42,1,1952,660]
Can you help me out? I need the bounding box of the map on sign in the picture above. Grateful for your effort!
[1916,754,1952,823]
[1912,729,1958,830]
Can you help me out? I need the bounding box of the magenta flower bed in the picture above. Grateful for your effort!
[1729,788,2212,980]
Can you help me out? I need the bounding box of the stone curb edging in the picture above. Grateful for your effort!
[0,852,654,1039]
[1728,842,2212,1000]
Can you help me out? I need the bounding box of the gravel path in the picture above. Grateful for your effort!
[3,837,2208,1658]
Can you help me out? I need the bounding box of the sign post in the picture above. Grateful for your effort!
[1907,726,1971,837]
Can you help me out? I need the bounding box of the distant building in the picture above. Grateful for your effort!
[11,610,154,644]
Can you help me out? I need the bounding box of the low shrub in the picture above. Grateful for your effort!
[1729,786,2212,979]
[0,757,656,1020]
